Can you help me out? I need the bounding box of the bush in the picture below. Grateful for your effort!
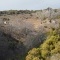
[26,48,41,60]
[26,29,60,60]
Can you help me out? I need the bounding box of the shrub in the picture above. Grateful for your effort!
[26,29,60,60]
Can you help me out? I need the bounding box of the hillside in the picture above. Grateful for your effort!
[0,8,60,60]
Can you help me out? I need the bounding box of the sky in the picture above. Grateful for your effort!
[0,0,60,10]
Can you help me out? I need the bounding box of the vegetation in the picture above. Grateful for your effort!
[0,10,36,15]
[26,29,60,60]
